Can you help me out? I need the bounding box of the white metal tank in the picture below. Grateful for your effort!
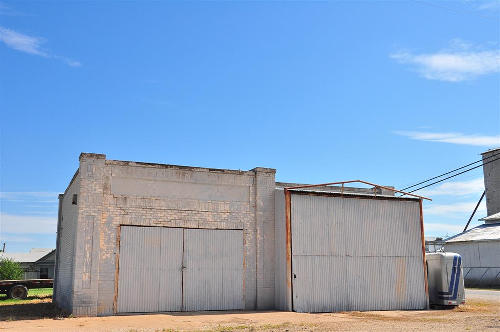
[426,252,465,306]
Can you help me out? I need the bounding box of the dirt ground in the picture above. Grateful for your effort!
[0,296,499,331]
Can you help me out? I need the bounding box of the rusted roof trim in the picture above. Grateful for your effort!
[284,180,431,201]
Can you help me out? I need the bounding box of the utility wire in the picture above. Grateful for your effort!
[463,191,486,233]
[401,151,500,192]
[402,155,500,195]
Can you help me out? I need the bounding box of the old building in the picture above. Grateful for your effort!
[54,153,429,316]
[444,147,500,287]
[0,248,55,279]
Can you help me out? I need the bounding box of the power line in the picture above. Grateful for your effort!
[463,191,485,233]
[403,155,500,195]
[401,151,500,192]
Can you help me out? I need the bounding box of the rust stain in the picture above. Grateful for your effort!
[419,200,429,307]
[395,257,407,301]
[284,179,431,201]
[284,189,293,310]
[113,226,121,314]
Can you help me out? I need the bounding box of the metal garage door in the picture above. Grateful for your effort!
[183,229,244,310]
[117,226,243,313]
[291,194,427,312]
[117,226,183,312]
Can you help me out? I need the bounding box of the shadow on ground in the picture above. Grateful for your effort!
[0,301,69,321]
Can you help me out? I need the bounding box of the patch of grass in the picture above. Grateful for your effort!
[204,322,294,332]
[208,325,251,331]
[258,322,292,330]
[0,288,53,305]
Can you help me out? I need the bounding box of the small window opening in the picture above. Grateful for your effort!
[72,194,78,205]
[40,267,49,279]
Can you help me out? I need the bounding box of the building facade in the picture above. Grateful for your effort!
[443,147,500,287]
[0,248,55,279]
[54,153,428,316]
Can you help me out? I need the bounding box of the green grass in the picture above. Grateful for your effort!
[0,287,52,305]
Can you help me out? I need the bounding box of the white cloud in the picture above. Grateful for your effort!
[424,201,486,216]
[424,222,464,234]
[0,214,57,234]
[0,191,59,199]
[476,0,500,10]
[418,178,484,196]
[391,40,500,81]
[0,26,47,56]
[0,234,35,243]
[0,26,81,66]
[395,131,500,147]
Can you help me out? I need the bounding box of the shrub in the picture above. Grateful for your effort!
[0,258,24,280]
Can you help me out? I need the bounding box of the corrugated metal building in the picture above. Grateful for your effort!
[443,147,500,287]
[444,215,500,287]
[54,153,429,316]
[274,188,428,312]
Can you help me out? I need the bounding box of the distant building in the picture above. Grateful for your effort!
[0,248,56,279]
[444,147,500,287]
[425,237,444,253]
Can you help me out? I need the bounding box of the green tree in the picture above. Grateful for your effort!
[0,258,24,280]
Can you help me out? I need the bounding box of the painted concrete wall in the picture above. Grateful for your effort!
[54,172,80,312]
[59,153,276,316]
[482,148,500,217]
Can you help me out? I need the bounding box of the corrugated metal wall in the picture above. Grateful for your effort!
[117,226,183,313]
[183,229,244,311]
[444,241,500,287]
[291,193,427,312]
[117,226,244,313]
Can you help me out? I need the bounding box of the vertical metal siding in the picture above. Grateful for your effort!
[117,226,183,313]
[158,227,183,311]
[118,226,244,313]
[183,229,244,311]
[291,194,427,312]
[444,241,500,287]
[274,189,290,310]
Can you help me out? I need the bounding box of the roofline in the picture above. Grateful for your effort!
[446,239,500,244]
[61,169,79,198]
[105,159,275,175]
[481,147,500,155]
[286,189,421,202]
[35,249,56,263]
[444,222,500,242]
[283,180,430,201]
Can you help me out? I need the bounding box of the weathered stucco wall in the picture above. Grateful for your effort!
[64,153,276,316]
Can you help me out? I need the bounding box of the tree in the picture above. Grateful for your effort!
[0,258,24,280]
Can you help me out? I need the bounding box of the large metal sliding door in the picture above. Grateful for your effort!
[117,226,243,313]
[183,229,244,311]
[291,194,427,312]
[117,226,183,313]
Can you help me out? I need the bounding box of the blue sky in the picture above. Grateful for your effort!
[1,1,499,252]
